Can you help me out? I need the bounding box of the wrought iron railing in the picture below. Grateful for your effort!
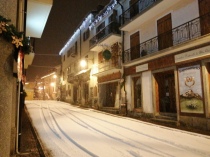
[123,13,208,63]
[89,21,120,48]
[120,0,159,25]
[97,58,121,74]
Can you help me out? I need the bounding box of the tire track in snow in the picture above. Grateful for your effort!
[46,102,98,157]
[57,108,174,157]
[68,108,210,157]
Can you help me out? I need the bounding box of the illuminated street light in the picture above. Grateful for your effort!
[80,59,87,67]
[50,82,55,87]
[53,74,57,79]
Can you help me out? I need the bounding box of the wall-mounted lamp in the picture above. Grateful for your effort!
[80,58,94,68]
[53,74,57,79]
[80,59,87,68]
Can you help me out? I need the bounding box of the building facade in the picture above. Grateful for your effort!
[59,0,210,131]
[0,0,52,156]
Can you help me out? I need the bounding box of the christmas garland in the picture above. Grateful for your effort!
[0,15,31,58]
[102,49,112,60]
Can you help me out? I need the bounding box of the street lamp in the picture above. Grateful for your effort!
[80,59,87,68]
[53,74,57,79]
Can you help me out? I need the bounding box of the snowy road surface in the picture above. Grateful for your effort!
[25,100,210,157]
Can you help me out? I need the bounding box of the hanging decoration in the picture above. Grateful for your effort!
[0,15,31,60]
[17,51,24,82]
[102,49,112,60]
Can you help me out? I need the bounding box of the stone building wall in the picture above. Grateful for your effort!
[0,1,18,156]
[0,0,18,25]
[0,38,15,156]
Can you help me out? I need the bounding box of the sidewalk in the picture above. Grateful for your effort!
[17,108,45,157]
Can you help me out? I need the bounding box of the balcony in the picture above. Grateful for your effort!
[123,13,210,64]
[93,58,121,76]
[90,22,121,52]
[120,0,185,32]
[67,73,76,83]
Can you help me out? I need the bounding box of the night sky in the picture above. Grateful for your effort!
[26,0,110,81]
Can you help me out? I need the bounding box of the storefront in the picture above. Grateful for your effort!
[124,43,210,131]
[174,45,210,130]
[97,71,121,108]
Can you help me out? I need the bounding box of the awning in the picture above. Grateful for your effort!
[74,69,90,77]
[26,0,53,38]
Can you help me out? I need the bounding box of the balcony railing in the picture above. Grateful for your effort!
[97,58,121,74]
[89,22,120,48]
[120,0,159,25]
[123,13,209,63]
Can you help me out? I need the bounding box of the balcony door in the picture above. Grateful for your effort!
[157,13,172,50]
[199,0,210,35]
[130,0,139,18]
[130,31,140,60]
[96,22,105,41]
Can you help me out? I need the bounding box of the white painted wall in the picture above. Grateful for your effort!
[172,0,199,28]
[142,71,153,113]
[125,76,132,111]
[123,0,199,52]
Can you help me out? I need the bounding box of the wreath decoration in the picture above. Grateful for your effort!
[0,15,31,60]
[102,49,112,60]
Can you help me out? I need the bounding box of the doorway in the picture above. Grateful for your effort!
[130,0,139,18]
[154,70,176,113]
[130,31,140,60]
[157,13,173,50]
[133,76,142,108]
[100,82,118,107]
[199,0,210,35]
[73,85,78,103]
[207,63,210,100]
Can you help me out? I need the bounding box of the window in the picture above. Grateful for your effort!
[130,31,140,60]
[83,29,90,41]
[75,42,77,54]
[67,42,78,57]
[63,71,65,80]
[96,21,105,33]
[109,10,117,23]
[67,49,70,57]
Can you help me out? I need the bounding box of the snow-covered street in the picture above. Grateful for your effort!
[25,100,210,157]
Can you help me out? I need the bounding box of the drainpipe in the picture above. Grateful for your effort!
[117,0,127,115]
[79,27,82,105]
[15,0,30,155]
